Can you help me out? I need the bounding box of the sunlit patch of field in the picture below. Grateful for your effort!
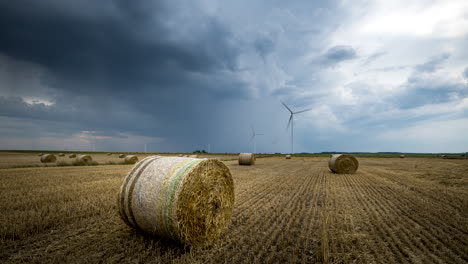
[0,155,467,263]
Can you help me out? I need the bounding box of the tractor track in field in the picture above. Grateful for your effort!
[343,168,467,263]
[1,156,467,264]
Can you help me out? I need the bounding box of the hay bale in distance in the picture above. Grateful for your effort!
[40,154,56,163]
[328,154,359,174]
[76,155,92,164]
[124,155,139,164]
[38,153,44,156]
[238,153,255,165]
[68,153,76,158]
[119,154,126,158]
[400,155,405,158]
[58,153,65,157]
[108,153,112,156]
[118,156,235,245]
[178,154,183,157]
[189,155,199,158]
[285,154,292,159]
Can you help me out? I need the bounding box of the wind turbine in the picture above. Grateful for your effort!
[251,126,264,154]
[282,102,312,154]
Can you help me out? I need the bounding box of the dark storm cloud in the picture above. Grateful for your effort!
[316,45,357,67]
[0,0,257,151]
[0,0,240,94]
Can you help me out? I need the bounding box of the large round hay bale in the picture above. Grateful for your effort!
[124,155,139,164]
[178,154,183,157]
[68,153,76,158]
[119,154,126,158]
[40,154,56,163]
[285,154,292,159]
[328,154,359,174]
[118,156,235,245]
[58,153,65,157]
[400,155,405,158]
[238,153,255,165]
[76,155,92,164]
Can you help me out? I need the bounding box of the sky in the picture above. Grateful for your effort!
[0,0,467,153]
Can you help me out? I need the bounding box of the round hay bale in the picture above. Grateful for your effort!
[118,156,235,245]
[119,154,126,158]
[328,154,359,174]
[76,155,92,164]
[400,155,405,158]
[68,153,76,158]
[189,155,199,158]
[124,155,139,164]
[238,153,255,165]
[58,153,65,157]
[285,154,292,159]
[178,154,183,157]
[38,153,44,156]
[108,153,112,156]
[441,155,446,158]
[183,155,189,157]
[40,154,56,163]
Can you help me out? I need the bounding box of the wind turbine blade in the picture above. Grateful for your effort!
[286,114,293,130]
[281,101,293,114]
[294,108,313,114]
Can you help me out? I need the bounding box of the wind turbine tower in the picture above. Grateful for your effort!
[251,126,264,154]
[282,102,312,154]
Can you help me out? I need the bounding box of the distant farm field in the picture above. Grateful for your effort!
[0,154,467,263]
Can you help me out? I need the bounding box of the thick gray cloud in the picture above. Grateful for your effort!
[0,0,467,153]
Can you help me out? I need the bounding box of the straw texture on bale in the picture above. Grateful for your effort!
[328,154,359,174]
[238,153,255,165]
[40,154,56,163]
[76,155,92,164]
[285,154,292,159]
[118,156,235,245]
[119,154,126,158]
[124,155,139,164]
[68,154,76,158]
[58,153,65,157]
[400,155,405,158]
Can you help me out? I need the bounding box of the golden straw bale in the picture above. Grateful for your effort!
[328,154,359,174]
[124,155,139,164]
[238,153,255,165]
[40,154,56,163]
[76,155,92,164]
[118,156,235,245]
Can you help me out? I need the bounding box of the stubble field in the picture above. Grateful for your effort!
[0,154,467,263]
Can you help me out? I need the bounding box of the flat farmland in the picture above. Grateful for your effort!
[0,156,467,263]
